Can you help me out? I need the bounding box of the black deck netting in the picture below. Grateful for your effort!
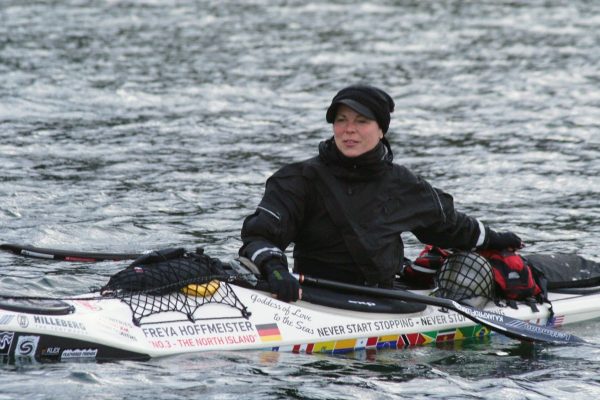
[105,281,250,326]
[434,252,494,302]
[99,248,251,326]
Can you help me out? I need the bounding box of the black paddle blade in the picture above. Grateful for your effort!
[453,302,586,345]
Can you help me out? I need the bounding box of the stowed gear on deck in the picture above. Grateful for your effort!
[401,246,550,311]
[433,252,495,308]
[100,247,251,326]
[101,245,600,326]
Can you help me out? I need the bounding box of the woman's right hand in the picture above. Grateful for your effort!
[264,262,301,302]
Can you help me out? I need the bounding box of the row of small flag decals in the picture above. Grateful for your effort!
[288,325,492,354]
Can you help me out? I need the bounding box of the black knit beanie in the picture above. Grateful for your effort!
[325,85,395,133]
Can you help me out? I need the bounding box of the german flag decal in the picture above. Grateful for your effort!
[255,323,282,342]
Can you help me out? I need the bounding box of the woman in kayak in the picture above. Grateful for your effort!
[239,85,522,302]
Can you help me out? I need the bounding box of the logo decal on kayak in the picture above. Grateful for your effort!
[256,323,282,342]
[15,335,39,357]
[41,347,61,357]
[0,331,15,355]
[348,300,376,307]
[61,348,98,360]
[17,315,29,328]
[0,315,15,325]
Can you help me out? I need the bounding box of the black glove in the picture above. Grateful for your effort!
[263,261,300,302]
[480,227,523,251]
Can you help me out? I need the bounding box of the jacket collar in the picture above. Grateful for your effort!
[318,137,393,179]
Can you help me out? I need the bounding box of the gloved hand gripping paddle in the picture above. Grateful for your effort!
[263,261,300,302]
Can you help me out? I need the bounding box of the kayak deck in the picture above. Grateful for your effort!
[0,284,598,362]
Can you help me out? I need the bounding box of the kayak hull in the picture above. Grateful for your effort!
[0,284,598,362]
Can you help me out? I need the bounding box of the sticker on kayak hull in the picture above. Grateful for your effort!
[15,335,39,357]
[255,323,282,342]
[0,331,15,355]
[61,348,98,360]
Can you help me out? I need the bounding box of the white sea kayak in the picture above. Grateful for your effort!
[1,281,598,363]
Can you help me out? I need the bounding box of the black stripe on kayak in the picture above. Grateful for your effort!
[0,243,142,262]
[300,284,427,314]
[0,331,149,363]
[301,275,586,346]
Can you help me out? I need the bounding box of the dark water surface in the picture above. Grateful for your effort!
[1,0,600,398]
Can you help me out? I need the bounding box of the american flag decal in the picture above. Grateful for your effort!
[549,315,565,327]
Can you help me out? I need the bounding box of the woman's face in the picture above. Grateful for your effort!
[332,105,383,158]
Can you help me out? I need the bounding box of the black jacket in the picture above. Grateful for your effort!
[239,138,483,287]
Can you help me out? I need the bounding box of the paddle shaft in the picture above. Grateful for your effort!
[0,243,141,262]
[300,275,586,345]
